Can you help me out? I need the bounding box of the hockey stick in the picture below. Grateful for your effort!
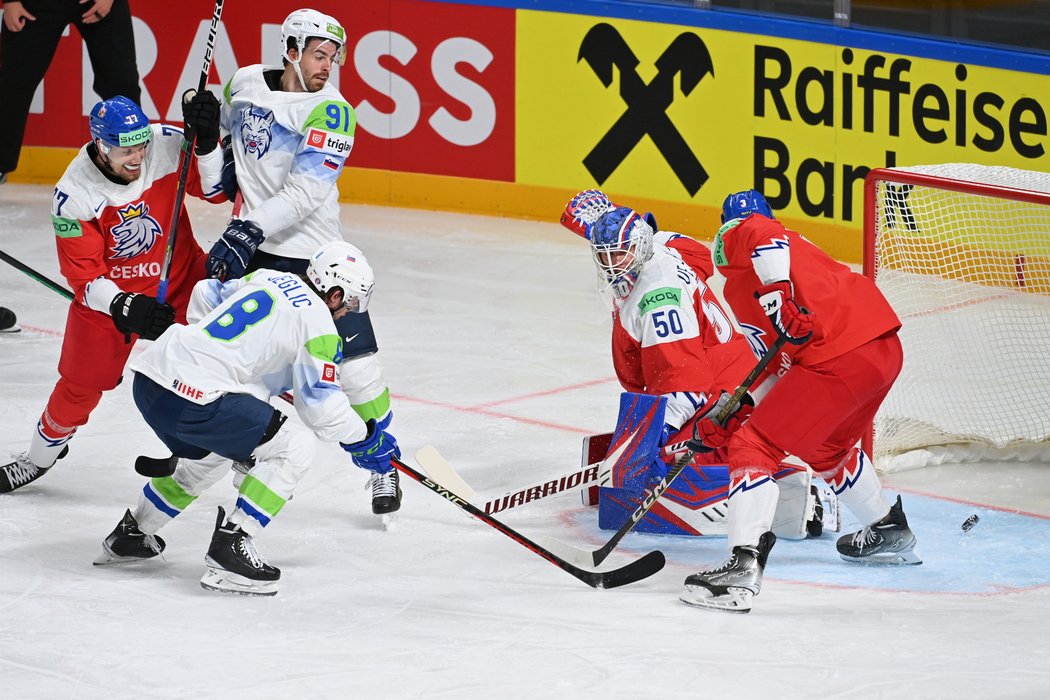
[391,454,665,589]
[416,445,607,515]
[0,249,74,301]
[156,0,226,304]
[543,335,790,568]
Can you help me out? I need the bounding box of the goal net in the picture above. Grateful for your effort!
[864,164,1050,472]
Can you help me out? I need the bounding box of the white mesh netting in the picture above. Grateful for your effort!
[869,164,1050,472]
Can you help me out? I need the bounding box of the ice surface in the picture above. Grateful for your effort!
[2,184,1049,698]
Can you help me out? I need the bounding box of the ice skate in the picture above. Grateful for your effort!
[200,506,280,597]
[94,509,166,565]
[0,445,67,494]
[680,532,776,614]
[368,469,401,521]
[837,495,921,565]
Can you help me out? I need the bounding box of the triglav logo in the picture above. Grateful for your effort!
[579,24,714,196]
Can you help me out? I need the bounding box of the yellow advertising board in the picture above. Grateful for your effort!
[517,11,1050,261]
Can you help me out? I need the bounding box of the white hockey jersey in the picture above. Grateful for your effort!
[611,233,754,429]
[129,270,367,445]
[221,65,356,259]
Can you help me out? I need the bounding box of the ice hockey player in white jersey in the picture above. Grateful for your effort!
[93,241,401,596]
[197,8,399,516]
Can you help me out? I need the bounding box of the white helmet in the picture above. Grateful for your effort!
[281,8,347,70]
[307,241,374,313]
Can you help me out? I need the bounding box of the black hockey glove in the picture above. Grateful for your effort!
[110,292,175,341]
[220,135,238,200]
[182,89,221,155]
[206,219,264,281]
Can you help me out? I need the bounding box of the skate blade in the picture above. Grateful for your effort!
[840,547,922,566]
[679,585,754,614]
[200,567,278,597]
[92,542,163,566]
[380,511,399,530]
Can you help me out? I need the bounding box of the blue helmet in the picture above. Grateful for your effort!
[590,206,654,295]
[721,189,773,224]
[89,96,151,149]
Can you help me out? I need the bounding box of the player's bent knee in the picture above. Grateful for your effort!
[252,419,316,486]
[727,422,784,475]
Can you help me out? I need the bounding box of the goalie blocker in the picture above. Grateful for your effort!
[584,393,836,539]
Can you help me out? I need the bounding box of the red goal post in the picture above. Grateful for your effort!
[863,164,1050,472]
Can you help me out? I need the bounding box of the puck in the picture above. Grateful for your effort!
[961,513,979,532]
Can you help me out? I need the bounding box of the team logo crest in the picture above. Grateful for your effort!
[241,106,275,159]
[110,202,162,260]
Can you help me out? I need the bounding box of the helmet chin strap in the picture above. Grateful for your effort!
[291,53,309,92]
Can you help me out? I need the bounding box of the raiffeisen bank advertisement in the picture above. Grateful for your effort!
[12,0,1049,261]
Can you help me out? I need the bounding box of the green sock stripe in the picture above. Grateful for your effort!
[149,476,197,510]
[240,474,287,518]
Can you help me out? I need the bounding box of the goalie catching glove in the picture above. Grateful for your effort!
[755,280,813,345]
[109,292,175,341]
[341,419,400,474]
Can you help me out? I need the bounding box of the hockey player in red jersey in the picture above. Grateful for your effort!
[0,95,225,493]
[679,189,920,614]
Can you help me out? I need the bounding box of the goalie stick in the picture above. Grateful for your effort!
[394,454,665,589]
[541,335,790,568]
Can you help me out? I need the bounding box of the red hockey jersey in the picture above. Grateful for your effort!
[50,124,225,319]
[713,214,901,368]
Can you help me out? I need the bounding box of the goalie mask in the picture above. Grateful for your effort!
[307,241,374,314]
[590,207,654,299]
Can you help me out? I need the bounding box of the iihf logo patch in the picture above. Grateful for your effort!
[110,202,162,260]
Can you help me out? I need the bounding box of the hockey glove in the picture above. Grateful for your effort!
[755,280,813,345]
[685,391,754,453]
[220,135,238,200]
[206,219,264,281]
[181,89,221,155]
[341,419,401,474]
[109,292,175,341]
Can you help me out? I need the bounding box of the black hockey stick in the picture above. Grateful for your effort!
[156,0,226,303]
[391,455,665,589]
[545,335,790,568]
[0,249,74,301]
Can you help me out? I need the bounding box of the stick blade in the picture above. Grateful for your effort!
[134,454,178,478]
[414,445,478,501]
[591,550,666,589]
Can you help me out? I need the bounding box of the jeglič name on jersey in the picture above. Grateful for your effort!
[266,272,314,307]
